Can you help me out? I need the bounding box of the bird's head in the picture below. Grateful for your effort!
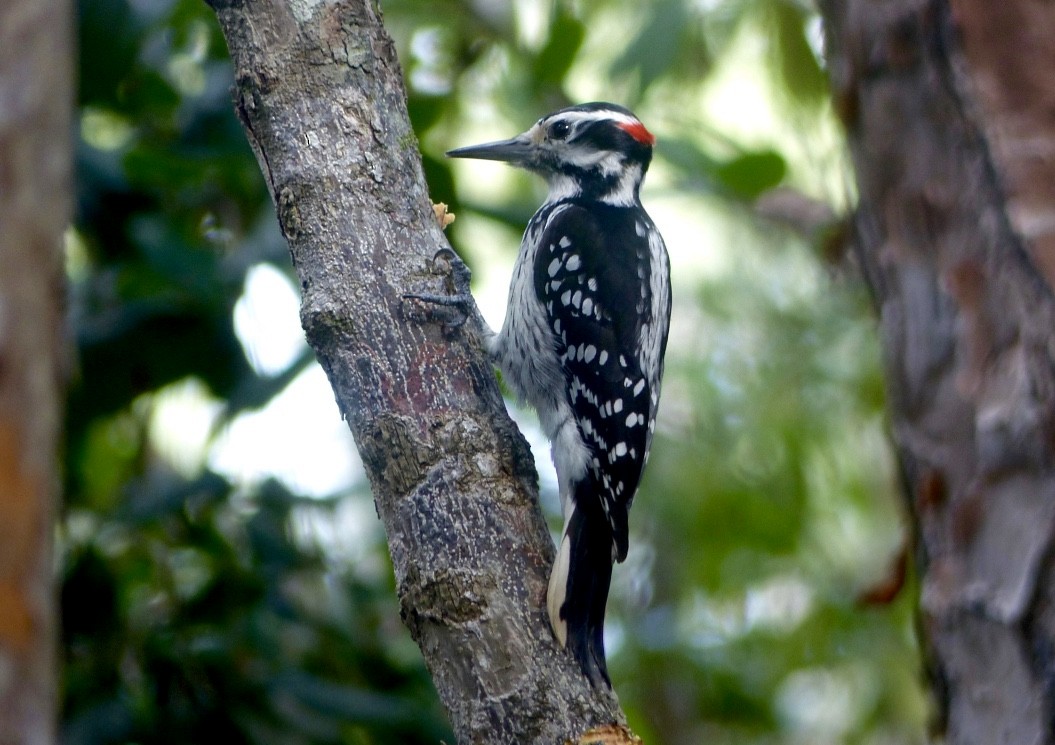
[447,102,655,206]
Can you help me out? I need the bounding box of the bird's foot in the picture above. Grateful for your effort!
[403,247,474,329]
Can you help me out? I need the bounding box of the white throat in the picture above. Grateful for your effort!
[545,164,642,207]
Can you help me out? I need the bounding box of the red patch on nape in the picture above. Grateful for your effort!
[618,120,655,147]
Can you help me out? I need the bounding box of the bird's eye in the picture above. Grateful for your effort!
[549,120,571,140]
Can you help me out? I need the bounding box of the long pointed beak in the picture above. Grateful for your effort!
[446,135,534,164]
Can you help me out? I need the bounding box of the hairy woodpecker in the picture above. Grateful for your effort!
[415,103,670,687]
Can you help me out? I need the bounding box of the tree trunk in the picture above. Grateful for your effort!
[822,1,1055,742]
[0,0,72,741]
[206,1,628,742]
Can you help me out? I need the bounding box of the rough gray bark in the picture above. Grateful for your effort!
[821,1,1055,742]
[0,0,71,741]
[207,1,628,742]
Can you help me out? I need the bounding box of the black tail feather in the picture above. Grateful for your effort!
[556,502,614,688]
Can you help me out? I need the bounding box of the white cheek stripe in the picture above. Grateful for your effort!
[550,109,642,131]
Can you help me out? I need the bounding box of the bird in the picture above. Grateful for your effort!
[412,102,671,687]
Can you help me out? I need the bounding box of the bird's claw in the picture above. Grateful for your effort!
[403,248,474,329]
[402,291,474,328]
[430,247,472,297]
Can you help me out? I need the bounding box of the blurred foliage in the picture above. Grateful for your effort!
[65,0,928,744]
[67,0,448,741]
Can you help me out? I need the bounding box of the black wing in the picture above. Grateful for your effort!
[533,203,657,561]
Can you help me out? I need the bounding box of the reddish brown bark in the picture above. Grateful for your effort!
[822,1,1055,742]
[0,0,72,740]
[949,0,1055,289]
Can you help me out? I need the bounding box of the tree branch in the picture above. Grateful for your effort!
[207,0,626,741]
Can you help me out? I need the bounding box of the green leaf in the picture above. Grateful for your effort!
[610,1,689,96]
[714,150,787,200]
[118,69,181,120]
[530,5,585,90]
[78,0,142,107]
[770,0,828,106]
[272,671,417,727]
[657,137,720,180]
[407,93,447,133]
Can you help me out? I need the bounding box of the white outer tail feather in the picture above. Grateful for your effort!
[547,515,574,647]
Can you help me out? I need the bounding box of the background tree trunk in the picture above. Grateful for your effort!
[822,1,1055,742]
[0,0,71,741]
[207,1,627,742]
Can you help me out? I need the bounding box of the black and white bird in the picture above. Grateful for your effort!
[420,102,671,687]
